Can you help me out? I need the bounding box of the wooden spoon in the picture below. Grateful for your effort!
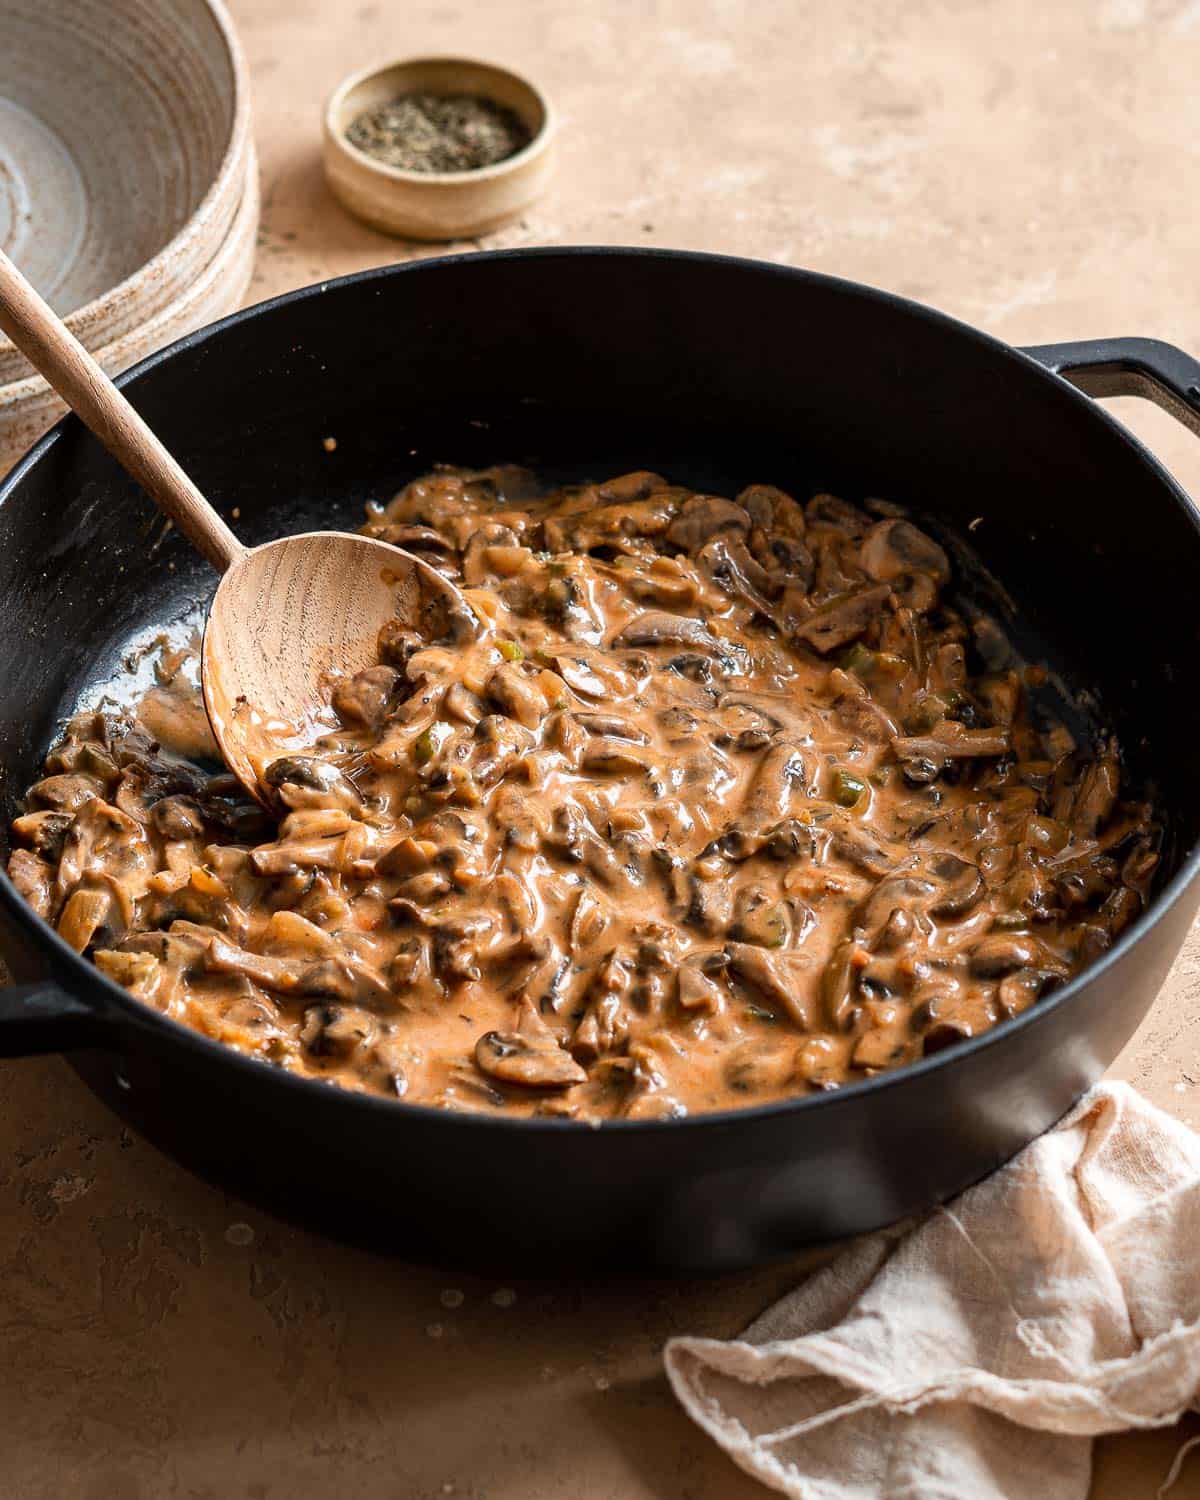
[0,248,477,800]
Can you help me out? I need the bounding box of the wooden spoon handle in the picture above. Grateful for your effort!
[0,248,245,573]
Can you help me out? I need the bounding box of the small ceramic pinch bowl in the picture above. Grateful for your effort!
[323,56,555,242]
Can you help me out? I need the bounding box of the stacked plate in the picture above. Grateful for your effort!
[0,0,257,472]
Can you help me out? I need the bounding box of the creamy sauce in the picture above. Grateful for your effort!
[7,467,1159,1120]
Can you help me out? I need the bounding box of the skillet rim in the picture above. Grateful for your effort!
[2,243,1197,1135]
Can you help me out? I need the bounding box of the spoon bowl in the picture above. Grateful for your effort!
[203,531,477,796]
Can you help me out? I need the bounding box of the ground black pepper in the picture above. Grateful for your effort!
[345,91,531,174]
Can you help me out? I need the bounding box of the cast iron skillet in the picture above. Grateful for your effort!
[1,249,1199,1272]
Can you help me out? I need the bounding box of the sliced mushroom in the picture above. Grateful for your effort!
[444,681,485,726]
[55,798,152,906]
[726,943,814,1029]
[860,518,950,583]
[462,522,520,585]
[622,1089,687,1120]
[572,712,649,742]
[57,887,114,951]
[545,805,631,888]
[1098,884,1141,938]
[262,757,362,812]
[858,874,935,941]
[723,1039,795,1095]
[472,997,584,1088]
[683,871,733,936]
[486,782,543,852]
[627,568,698,608]
[739,485,813,588]
[547,710,588,768]
[149,796,207,842]
[793,1035,847,1090]
[581,738,653,775]
[560,490,679,553]
[876,906,915,950]
[762,818,819,863]
[958,661,1006,720]
[206,937,306,993]
[250,838,345,876]
[118,925,211,969]
[595,471,670,503]
[996,969,1048,1018]
[475,1027,586,1088]
[732,887,812,949]
[741,739,810,830]
[393,871,452,904]
[377,523,456,554]
[926,853,984,918]
[891,720,1011,765]
[471,714,537,786]
[706,699,774,751]
[94,947,162,1001]
[430,911,495,984]
[573,993,633,1069]
[676,954,726,1014]
[332,665,401,728]
[486,662,548,729]
[738,483,807,536]
[851,1026,910,1071]
[752,531,814,591]
[612,612,718,650]
[379,471,475,527]
[28,773,106,813]
[920,1017,976,1056]
[543,651,607,699]
[830,674,903,744]
[696,536,776,611]
[793,585,892,654]
[494,868,538,932]
[11,809,74,859]
[830,825,895,879]
[300,1003,378,1058]
[806,493,872,534]
[568,886,609,958]
[1069,744,1119,839]
[377,619,425,669]
[466,463,543,506]
[820,939,863,1030]
[1122,841,1159,892]
[665,494,750,553]
[968,933,1042,977]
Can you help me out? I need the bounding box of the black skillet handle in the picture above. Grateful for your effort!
[0,981,108,1056]
[1023,338,1200,439]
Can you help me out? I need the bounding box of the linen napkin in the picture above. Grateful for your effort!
[666,1083,1200,1500]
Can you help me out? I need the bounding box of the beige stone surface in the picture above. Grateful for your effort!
[4,0,1200,1494]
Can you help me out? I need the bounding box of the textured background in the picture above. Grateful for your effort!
[3,1,1200,1494]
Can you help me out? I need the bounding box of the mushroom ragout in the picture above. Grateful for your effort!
[7,467,1159,1120]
